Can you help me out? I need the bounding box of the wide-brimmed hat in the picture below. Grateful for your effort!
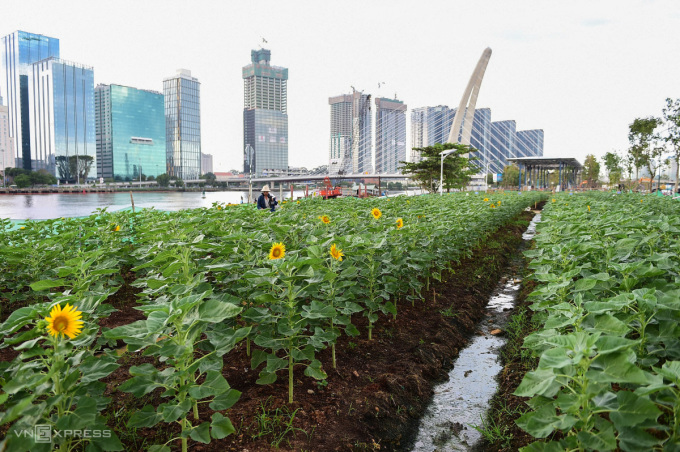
[261,185,271,192]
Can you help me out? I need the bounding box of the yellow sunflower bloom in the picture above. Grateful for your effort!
[483,198,489,202]
[330,243,344,261]
[268,242,286,260]
[46,304,84,339]
[490,204,496,209]
[497,201,501,206]
[552,199,556,202]
[20,226,25,230]
[371,208,382,219]
[113,225,121,232]
[396,218,404,229]
[587,205,590,212]
[320,215,331,224]
[296,201,300,204]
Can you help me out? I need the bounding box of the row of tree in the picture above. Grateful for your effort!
[582,97,680,191]
[3,168,57,188]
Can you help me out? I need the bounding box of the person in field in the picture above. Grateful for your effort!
[257,185,278,212]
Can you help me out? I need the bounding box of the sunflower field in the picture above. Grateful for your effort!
[514,192,680,451]
[0,192,543,451]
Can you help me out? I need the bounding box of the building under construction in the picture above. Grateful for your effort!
[328,89,372,175]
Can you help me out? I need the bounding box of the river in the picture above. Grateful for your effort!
[0,190,305,220]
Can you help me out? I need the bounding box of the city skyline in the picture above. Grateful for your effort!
[1,0,679,173]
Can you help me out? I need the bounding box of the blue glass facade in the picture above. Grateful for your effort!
[95,84,166,181]
[29,58,95,182]
[410,106,454,162]
[375,97,406,174]
[490,120,517,170]
[1,31,59,170]
[515,129,544,159]
[164,70,201,180]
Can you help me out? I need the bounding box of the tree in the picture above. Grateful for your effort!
[201,172,217,184]
[628,117,662,192]
[174,178,184,188]
[400,143,477,193]
[14,174,31,188]
[30,169,56,186]
[583,154,600,188]
[156,173,170,187]
[662,98,680,190]
[602,151,622,186]
[54,155,94,183]
[147,175,155,181]
[501,165,519,188]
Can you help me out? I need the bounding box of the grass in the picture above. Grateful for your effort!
[249,396,309,448]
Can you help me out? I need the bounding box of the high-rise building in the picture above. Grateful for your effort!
[329,90,372,174]
[0,104,15,172]
[375,97,406,174]
[242,49,288,177]
[1,31,59,170]
[95,84,165,181]
[515,129,544,158]
[164,69,201,180]
[490,120,517,170]
[409,106,454,162]
[201,152,213,175]
[29,57,95,182]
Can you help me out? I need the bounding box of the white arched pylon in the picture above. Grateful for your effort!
[447,47,492,146]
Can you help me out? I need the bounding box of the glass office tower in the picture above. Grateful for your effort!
[328,90,372,175]
[1,31,59,170]
[515,129,544,158]
[375,97,406,174]
[164,69,201,180]
[243,49,288,177]
[95,84,165,181]
[409,106,454,163]
[490,120,517,170]
[29,58,95,182]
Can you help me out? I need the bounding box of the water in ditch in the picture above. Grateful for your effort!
[408,212,541,452]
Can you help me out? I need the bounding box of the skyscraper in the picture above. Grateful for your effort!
[201,153,213,175]
[95,84,165,181]
[409,106,454,162]
[164,69,201,180]
[29,57,95,182]
[515,129,544,158]
[242,49,288,177]
[375,97,406,174]
[1,31,59,170]
[329,90,372,174]
[0,104,15,172]
[490,120,517,170]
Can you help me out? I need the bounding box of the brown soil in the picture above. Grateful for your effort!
[94,211,534,452]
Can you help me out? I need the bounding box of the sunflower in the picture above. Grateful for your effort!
[113,225,121,232]
[20,226,25,230]
[483,198,489,202]
[552,199,556,203]
[490,204,496,209]
[587,205,590,212]
[320,215,331,224]
[497,201,501,206]
[46,304,84,339]
[217,206,222,210]
[396,218,404,229]
[268,242,286,260]
[330,243,344,261]
[371,208,382,219]
[296,201,300,204]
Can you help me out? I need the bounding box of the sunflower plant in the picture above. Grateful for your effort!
[0,303,123,452]
[244,256,334,404]
[104,287,246,452]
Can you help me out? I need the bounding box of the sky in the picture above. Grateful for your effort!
[3,0,680,172]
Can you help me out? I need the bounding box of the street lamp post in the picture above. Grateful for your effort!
[440,149,457,196]
[1,149,4,188]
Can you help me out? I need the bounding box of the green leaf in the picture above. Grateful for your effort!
[210,413,236,439]
[576,429,616,451]
[146,310,169,333]
[595,336,638,355]
[609,392,661,429]
[160,400,192,422]
[147,446,171,452]
[188,371,230,399]
[573,278,597,292]
[79,355,120,384]
[304,360,327,380]
[30,279,66,291]
[256,371,277,385]
[209,389,241,410]
[515,404,560,438]
[514,368,560,398]
[190,422,211,444]
[198,299,242,323]
[587,350,650,385]
[128,405,162,428]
